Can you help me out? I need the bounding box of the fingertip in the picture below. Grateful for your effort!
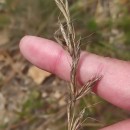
[19,35,32,57]
[19,35,38,53]
[19,35,55,62]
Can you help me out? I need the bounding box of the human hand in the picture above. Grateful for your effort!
[20,36,130,130]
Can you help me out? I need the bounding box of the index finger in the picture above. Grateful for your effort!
[20,36,130,111]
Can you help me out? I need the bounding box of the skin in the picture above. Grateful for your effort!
[20,36,130,130]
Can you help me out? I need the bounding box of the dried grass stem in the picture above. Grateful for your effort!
[54,0,101,129]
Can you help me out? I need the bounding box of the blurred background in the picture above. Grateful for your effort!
[0,0,130,130]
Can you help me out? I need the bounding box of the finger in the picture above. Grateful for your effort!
[20,36,130,111]
[20,36,71,81]
[100,119,130,130]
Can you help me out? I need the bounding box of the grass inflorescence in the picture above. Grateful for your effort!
[54,0,101,130]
